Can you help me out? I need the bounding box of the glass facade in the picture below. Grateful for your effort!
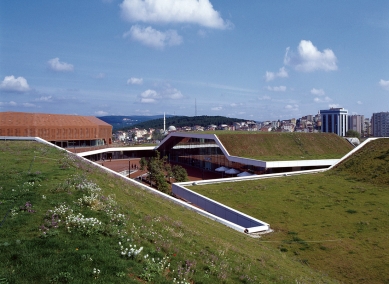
[168,137,224,170]
[163,137,266,174]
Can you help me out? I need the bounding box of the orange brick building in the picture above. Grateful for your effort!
[0,112,112,149]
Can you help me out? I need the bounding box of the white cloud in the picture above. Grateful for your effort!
[229,102,243,107]
[135,108,151,115]
[357,101,362,105]
[277,67,288,78]
[284,40,337,72]
[95,110,109,116]
[265,67,288,82]
[285,104,299,111]
[163,87,183,99]
[47,58,74,72]
[124,25,183,49]
[197,29,207,37]
[0,75,30,92]
[329,104,341,108]
[138,84,184,103]
[127,77,143,85]
[35,96,53,102]
[211,106,222,111]
[0,101,17,106]
[379,79,389,91]
[265,71,275,82]
[310,88,325,96]
[95,73,105,79]
[267,86,286,92]
[22,103,35,107]
[258,95,271,100]
[120,0,231,29]
[140,89,159,103]
[314,96,332,103]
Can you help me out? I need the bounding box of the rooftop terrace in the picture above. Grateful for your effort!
[215,132,353,161]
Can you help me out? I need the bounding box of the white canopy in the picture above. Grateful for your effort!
[215,166,230,172]
[225,168,240,175]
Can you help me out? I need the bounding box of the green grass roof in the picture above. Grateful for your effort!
[191,138,389,283]
[0,140,335,283]
[216,132,354,160]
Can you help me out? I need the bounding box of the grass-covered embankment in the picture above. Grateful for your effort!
[0,141,335,283]
[216,132,353,161]
[191,138,389,284]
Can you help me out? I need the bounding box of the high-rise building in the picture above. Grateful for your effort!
[348,115,364,136]
[320,108,348,136]
[372,112,389,137]
[364,118,371,137]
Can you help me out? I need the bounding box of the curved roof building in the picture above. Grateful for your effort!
[0,111,112,150]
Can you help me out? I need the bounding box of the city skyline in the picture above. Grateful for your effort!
[1,1,389,121]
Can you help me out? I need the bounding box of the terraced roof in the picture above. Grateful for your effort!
[216,132,353,161]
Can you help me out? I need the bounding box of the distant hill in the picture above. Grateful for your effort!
[98,115,174,131]
[123,115,247,130]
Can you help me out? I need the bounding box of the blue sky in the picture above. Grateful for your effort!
[1,0,389,121]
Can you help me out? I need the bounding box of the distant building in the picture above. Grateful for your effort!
[348,115,364,136]
[271,120,280,129]
[116,131,127,141]
[191,125,203,131]
[130,128,148,138]
[364,118,371,137]
[260,126,272,132]
[281,123,295,132]
[207,124,217,131]
[372,112,389,137]
[0,111,112,149]
[320,108,348,136]
[218,124,229,131]
[168,125,177,132]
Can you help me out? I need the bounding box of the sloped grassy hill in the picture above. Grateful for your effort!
[329,138,389,185]
[191,138,389,284]
[0,141,335,283]
[216,132,353,161]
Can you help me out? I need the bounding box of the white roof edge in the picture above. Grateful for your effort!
[77,146,156,157]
